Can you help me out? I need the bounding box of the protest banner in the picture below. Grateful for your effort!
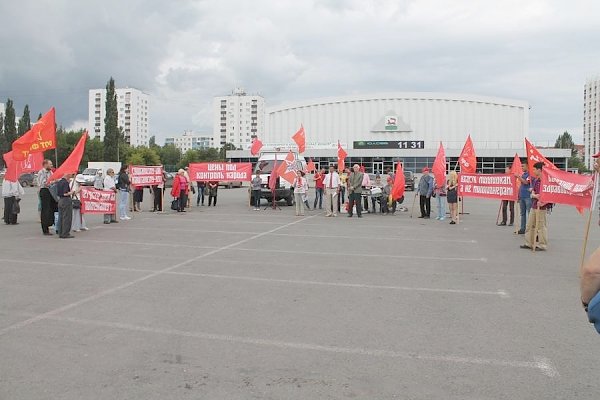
[458,173,518,201]
[188,162,252,181]
[130,165,163,186]
[540,168,595,209]
[80,187,117,214]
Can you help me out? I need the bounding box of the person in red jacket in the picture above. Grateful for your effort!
[171,169,189,213]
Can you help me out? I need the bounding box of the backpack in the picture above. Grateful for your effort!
[48,182,60,202]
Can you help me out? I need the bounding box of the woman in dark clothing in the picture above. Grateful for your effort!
[133,186,144,211]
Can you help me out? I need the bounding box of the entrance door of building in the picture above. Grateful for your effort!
[373,161,384,175]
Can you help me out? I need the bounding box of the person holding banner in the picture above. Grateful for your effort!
[447,171,459,225]
[516,163,531,234]
[56,173,75,239]
[498,166,515,226]
[521,162,548,251]
[69,177,88,232]
[103,169,119,224]
[171,169,190,212]
[116,166,131,220]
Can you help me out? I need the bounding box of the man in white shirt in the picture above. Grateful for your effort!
[2,178,25,225]
[324,164,341,217]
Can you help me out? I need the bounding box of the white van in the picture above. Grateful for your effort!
[76,162,122,186]
[252,151,306,206]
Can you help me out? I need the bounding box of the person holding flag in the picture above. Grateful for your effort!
[447,171,459,225]
[55,173,75,239]
[498,166,515,226]
[515,162,531,234]
[37,159,57,235]
[521,162,549,251]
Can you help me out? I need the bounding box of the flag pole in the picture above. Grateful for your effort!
[580,172,599,271]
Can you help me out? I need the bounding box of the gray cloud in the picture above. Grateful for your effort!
[1,0,598,144]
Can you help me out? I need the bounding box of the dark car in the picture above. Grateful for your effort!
[19,173,37,187]
[404,171,415,191]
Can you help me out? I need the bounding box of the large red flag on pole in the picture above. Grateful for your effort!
[250,137,263,156]
[337,141,347,172]
[306,158,316,173]
[432,142,446,187]
[276,151,298,184]
[457,134,477,173]
[268,154,279,192]
[292,124,306,153]
[391,162,405,201]
[525,138,557,176]
[47,132,88,183]
[2,151,44,182]
[510,154,522,176]
[12,107,56,161]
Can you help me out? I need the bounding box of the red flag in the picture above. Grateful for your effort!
[458,135,477,173]
[269,155,279,192]
[276,151,298,184]
[3,151,44,181]
[250,137,263,156]
[391,162,406,201]
[337,141,347,172]
[525,138,557,176]
[48,132,88,183]
[432,142,446,187]
[292,125,306,153]
[12,107,56,161]
[510,153,522,176]
[306,158,316,173]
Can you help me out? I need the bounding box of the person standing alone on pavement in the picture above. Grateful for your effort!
[37,159,56,235]
[251,174,262,210]
[418,167,434,219]
[347,164,364,218]
[56,173,74,238]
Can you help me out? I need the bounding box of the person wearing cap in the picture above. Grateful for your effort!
[417,167,434,219]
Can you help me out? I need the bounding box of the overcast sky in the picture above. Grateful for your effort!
[0,0,598,145]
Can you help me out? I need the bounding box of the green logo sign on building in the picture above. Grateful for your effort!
[385,116,398,131]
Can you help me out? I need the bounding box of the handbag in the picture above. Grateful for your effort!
[72,199,81,209]
[171,199,179,210]
[12,198,21,214]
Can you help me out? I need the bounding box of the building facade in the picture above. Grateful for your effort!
[584,77,600,169]
[213,88,265,149]
[88,87,150,147]
[227,92,570,173]
[165,131,214,153]
[0,102,5,118]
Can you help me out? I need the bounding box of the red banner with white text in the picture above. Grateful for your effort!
[540,168,595,209]
[188,162,252,182]
[80,187,117,214]
[130,165,163,187]
[458,173,518,201]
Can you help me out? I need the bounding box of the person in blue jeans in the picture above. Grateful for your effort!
[196,181,206,206]
[117,166,131,220]
[515,162,531,234]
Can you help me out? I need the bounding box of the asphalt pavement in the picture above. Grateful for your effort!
[0,186,599,399]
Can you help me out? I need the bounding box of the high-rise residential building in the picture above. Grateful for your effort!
[88,87,150,147]
[213,88,265,149]
[165,131,214,153]
[584,76,600,169]
[0,102,5,118]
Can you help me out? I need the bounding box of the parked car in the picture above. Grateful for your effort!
[19,172,37,187]
[76,168,100,186]
[404,171,415,191]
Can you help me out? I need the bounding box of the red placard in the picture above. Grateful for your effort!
[130,165,163,187]
[80,187,117,214]
[188,162,252,181]
[458,173,518,201]
[540,168,595,209]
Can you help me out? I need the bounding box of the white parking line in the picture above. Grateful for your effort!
[0,215,319,337]
[0,258,508,297]
[42,315,558,377]
[232,247,487,262]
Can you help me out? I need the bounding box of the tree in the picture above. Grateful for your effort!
[4,99,17,147]
[17,104,31,137]
[83,137,105,164]
[219,143,236,160]
[555,131,576,157]
[0,112,6,160]
[126,146,161,166]
[158,144,181,169]
[178,149,200,169]
[37,113,42,121]
[149,135,156,147]
[103,77,120,161]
